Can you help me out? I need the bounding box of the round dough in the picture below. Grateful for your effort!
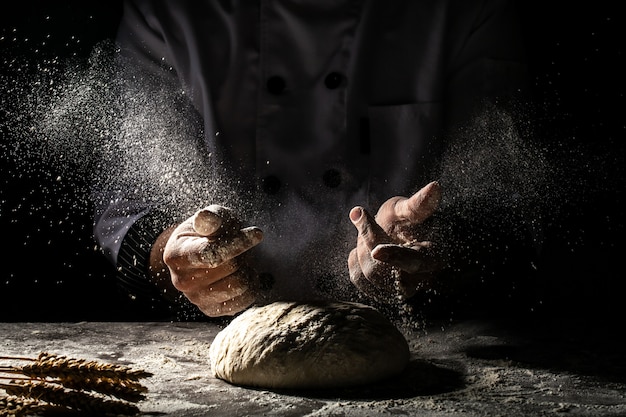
[209,301,410,389]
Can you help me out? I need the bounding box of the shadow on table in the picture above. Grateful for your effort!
[462,318,626,385]
[263,358,465,400]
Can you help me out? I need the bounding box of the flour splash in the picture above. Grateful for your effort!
[2,42,249,227]
[2,40,620,324]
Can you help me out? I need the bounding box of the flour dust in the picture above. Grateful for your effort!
[2,42,247,227]
[0,41,248,319]
[2,40,619,324]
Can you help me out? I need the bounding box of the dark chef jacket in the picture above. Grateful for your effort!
[93,0,528,307]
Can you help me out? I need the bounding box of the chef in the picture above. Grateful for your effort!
[94,0,528,319]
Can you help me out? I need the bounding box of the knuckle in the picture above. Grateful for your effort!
[171,273,196,292]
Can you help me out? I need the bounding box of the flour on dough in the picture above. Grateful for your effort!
[209,301,410,389]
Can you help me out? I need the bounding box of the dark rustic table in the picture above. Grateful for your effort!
[1,318,624,416]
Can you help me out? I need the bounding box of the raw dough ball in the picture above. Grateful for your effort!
[209,301,410,389]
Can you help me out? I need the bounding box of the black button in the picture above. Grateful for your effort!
[324,72,343,89]
[322,169,341,188]
[262,175,281,194]
[266,76,286,95]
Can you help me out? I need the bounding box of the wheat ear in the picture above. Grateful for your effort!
[1,352,152,416]
[2,381,140,416]
[58,377,148,402]
[1,395,47,417]
[18,352,153,382]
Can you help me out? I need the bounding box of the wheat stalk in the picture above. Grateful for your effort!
[58,377,148,402]
[1,381,140,416]
[0,395,74,417]
[19,352,152,382]
[1,352,152,416]
[0,395,47,417]
[1,352,151,399]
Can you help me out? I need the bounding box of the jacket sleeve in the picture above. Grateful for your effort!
[92,198,167,303]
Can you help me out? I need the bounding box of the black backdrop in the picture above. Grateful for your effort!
[1,2,623,322]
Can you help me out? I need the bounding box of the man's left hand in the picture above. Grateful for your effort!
[348,181,443,301]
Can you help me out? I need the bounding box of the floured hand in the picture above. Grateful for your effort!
[160,205,263,317]
[348,181,443,301]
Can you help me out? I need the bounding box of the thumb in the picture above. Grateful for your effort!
[192,205,225,237]
[349,206,390,249]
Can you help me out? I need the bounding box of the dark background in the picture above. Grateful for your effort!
[0,2,623,322]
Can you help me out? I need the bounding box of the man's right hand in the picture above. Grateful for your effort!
[151,205,263,317]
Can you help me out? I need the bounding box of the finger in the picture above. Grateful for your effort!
[192,208,223,236]
[192,205,242,237]
[348,249,392,302]
[199,266,259,317]
[371,242,438,274]
[197,226,263,268]
[392,181,441,225]
[197,288,258,317]
[350,206,397,290]
[170,260,238,292]
[349,206,391,252]
[348,248,367,289]
[185,271,253,306]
